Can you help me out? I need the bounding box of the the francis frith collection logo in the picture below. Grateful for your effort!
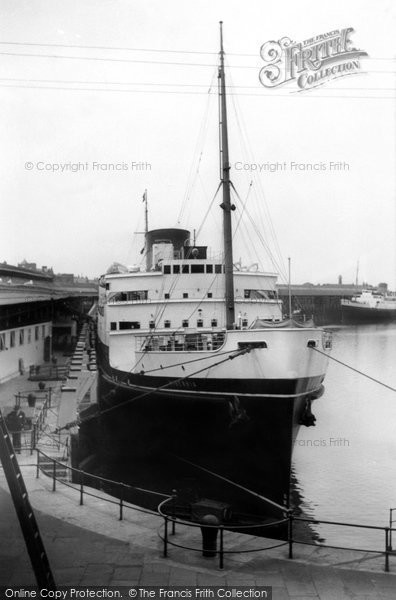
[259,27,368,91]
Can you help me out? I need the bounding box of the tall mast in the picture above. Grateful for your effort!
[143,189,149,270]
[219,21,235,330]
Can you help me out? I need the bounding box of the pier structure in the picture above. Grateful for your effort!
[0,262,97,384]
[277,283,367,324]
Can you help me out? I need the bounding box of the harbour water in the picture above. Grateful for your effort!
[293,323,396,551]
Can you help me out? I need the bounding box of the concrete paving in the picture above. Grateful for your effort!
[1,372,396,598]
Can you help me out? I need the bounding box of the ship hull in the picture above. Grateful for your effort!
[341,303,396,324]
[88,340,323,531]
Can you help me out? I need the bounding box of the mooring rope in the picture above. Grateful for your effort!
[311,346,396,393]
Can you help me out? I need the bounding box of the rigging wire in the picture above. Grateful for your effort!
[91,347,250,421]
[176,70,217,225]
[227,66,288,279]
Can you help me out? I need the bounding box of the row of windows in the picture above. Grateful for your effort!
[109,290,214,302]
[163,264,224,275]
[0,325,47,351]
[107,289,276,303]
[111,318,219,331]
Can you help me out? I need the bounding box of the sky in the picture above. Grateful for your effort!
[0,0,395,287]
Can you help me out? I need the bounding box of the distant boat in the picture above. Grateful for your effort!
[341,289,396,323]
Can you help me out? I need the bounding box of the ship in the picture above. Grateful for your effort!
[95,23,332,528]
[341,289,396,324]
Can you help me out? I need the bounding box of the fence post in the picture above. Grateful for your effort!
[30,426,35,455]
[36,450,40,478]
[389,510,393,552]
[164,517,168,557]
[219,526,224,570]
[52,459,56,492]
[385,527,390,572]
[288,513,293,559]
[80,471,84,506]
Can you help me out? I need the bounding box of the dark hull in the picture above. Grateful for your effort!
[341,304,396,324]
[87,341,321,535]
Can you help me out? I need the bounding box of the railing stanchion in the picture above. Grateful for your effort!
[288,513,293,559]
[171,489,177,535]
[219,526,224,570]
[36,450,40,478]
[119,484,124,521]
[80,471,84,505]
[52,459,56,492]
[385,527,390,572]
[164,517,168,557]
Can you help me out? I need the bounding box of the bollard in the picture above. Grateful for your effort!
[200,514,220,557]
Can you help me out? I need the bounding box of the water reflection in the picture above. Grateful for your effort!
[293,323,396,549]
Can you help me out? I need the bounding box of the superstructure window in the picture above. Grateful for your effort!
[35,326,39,341]
[173,265,180,274]
[183,293,189,299]
[182,265,189,274]
[149,320,155,329]
[0,333,5,351]
[10,331,15,347]
[182,319,189,328]
[207,292,213,298]
[109,290,148,302]
[164,320,171,328]
[119,321,141,330]
[164,265,171,274]
[242,318,248,328]
[110,322,117,331]
[211,319,218,327]
[27,329,31,343]
[164,293,170,299]
[105,283,110,290]
[191,264,205,274]
[244,289,277,300]
[19,330,24,345]
[215,264,222,274]
[206,264,213,274]
[197,319,203,328]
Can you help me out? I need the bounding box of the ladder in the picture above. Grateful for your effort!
[0,408,56,589]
